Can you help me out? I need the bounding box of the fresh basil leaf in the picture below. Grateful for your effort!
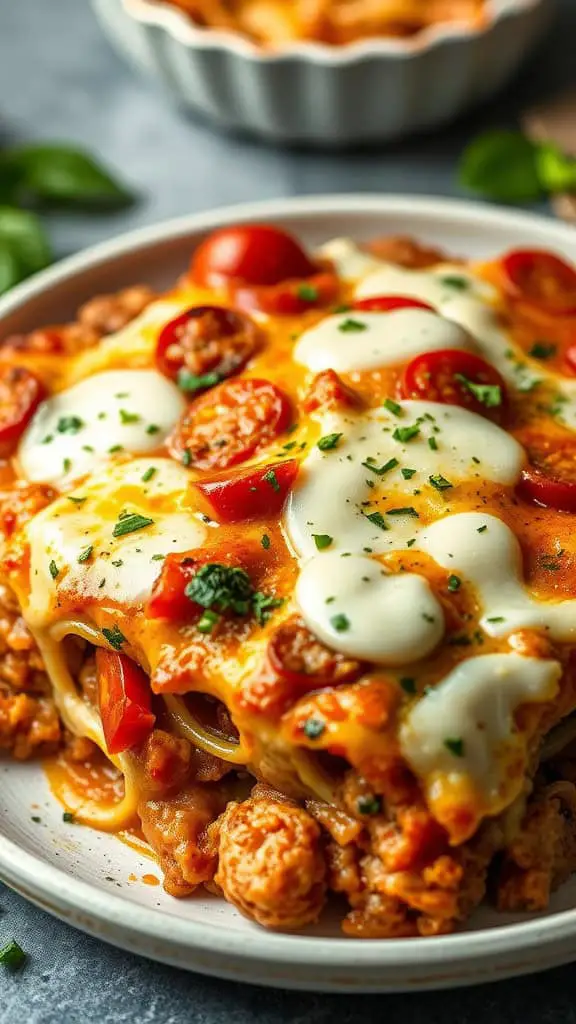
[2,145,134,209]
[535,142,576,194]
[0,207,52,276]
[0,242,24,294]
[459,131,543,203]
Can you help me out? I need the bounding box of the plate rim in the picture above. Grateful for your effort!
[2,193,576,988]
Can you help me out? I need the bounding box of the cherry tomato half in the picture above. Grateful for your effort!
[0,366,45,454]
[303,369,360,414]
[96,649,155,755]
[400,348,507,421]
[170,377,292,472]
[192,459,298,522]
[234,269,338,317]
[353,295,434,313]
[155,305,259,388]
[501,249,576,316]
[190,224,317,289]
[517,434,576,513]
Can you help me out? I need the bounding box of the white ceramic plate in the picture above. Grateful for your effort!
[2,196,576,992]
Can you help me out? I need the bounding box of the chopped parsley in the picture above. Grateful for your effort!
[141,467,156,483]
[0,941,26,970]
[383,398,402,416]
[317,432,342,451]
[177,369,221,393]
[393,423,420,443]
[261,534,271,550]
[185,564,282,627]
[440,275,469,291]
[529,341,557,360]
[313,534,333,550]
[112,512,154,538]
[146,423,160,435]
[42,434,53,444]
[48,560,59,580]
[297,283,318,302]
[63,458,72,473]
[303,717,326,740]
[67,495,86,506]
[356,794,382,816]
[401,468,416,480]
[263,468,280,492]
[362,457,399,476]
[428,436,438,451]
[444,737,465,757]
[447,574,461,592]
[57,415,84,434]
[486,615,505,623]
[77,545,93,564]
[477,524,488,533]
[429,473,453,492]
[399,677,416,695]
[197,609,220,634]
[181,450,192,467]
[330,613,350,632]
[119,409,140,424]
[111,559,124,567]
[62,811,75,823]
[108,444,123,454]
[338,317,367,333]
[387,506,419,517]
[102,624,126,650]
[455,374,502,408]
[365,511,388,530]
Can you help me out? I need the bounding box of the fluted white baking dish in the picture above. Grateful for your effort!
[91,0,552,145]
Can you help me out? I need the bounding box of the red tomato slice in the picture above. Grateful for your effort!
[517,434,576,513]
[170,377,292,471]
[565,344,576,375]
[147,546,251,621]
[155,305,259,387]
[501,249,576,316]
[234,270,338,317]
[96,649,155,755]
[303,369,360,414]
[190,224,317,288]
[0,366,44,453]
[193,459,298,522]
[353,295,434,313]
[400,348,507,421]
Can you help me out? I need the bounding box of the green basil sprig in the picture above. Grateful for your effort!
[459,130,576,203]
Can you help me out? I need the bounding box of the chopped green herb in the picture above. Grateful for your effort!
[177,369,221,393]
[297,283,318,302]
[77,545,93,564]
[31,815,41,823]
[146,423,160,435]
[283,441,297,451]
[185,563,282,627]
[197,609,221,634]
[108,444,123,454]
[42,434,54,445]
[383,398,402,416]
[317,432,342,451]
[57,415,84,434]
[263,468,280,492]
[429,473,453,492]
[261,534,271,550]
[48,560,59,580]
[477,524,488,533]
[112,513,154,538]
[303,717,326,740]
[365,511,388,530]
[428,436,438,451]
[67,495,86,506]
[387,506,419,517]
[102,624,126,650]
[362,457,399,476]
[150,554,164,562]
[115,392,130,399]
[401,468,416,480]
[338,317,367,333]
[399,677,417,695]
[119,409,140,424]
[141,467,156,483]
[447,574,461,592]
[330,613,350,632]
[331,304,351,314]
[529,341,557,360]
[444,737,465,757]
[356,794,382,816]
[252,591,284,626]
[0,941,26,970]
[486,616,505,623]
[440,275,469,291]
[63,458,72,473]
[393,424,420,443]
[111,559,124,567]
[181,450,192,467]
[455,374,502,408]
[82,444,95,453]
[313,534,333,550]
[472,455,480,464]
[406,538,416,548]
[62,811,75,823]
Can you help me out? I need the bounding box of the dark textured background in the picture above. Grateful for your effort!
[1,0,576,1019]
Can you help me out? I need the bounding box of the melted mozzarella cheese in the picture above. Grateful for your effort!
[400,653,561,836]
[294,309,476,374]
[296,553,444,664]
[420,512,576,642]
[317,237,384,281]
[287,401,524,560]
[24,458,207,626]
[19,370,185,489]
